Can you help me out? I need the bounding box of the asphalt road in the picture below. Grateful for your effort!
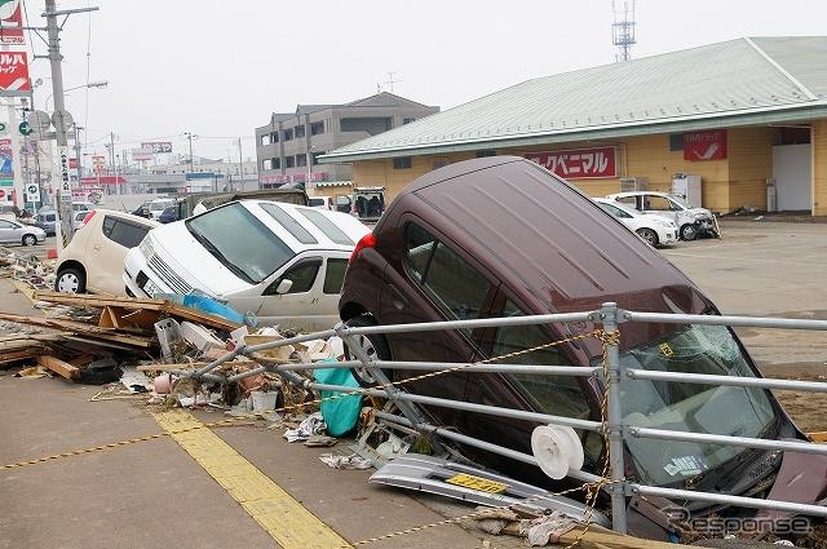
[1,219,826,548]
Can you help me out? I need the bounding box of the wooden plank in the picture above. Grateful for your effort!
[35,291,240,332]
[37,355,80,380]
[810,431,827,443]
[0,313,153,348]
[0,348,48,365]
[557,528,698,549]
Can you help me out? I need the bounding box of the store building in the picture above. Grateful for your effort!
[320,37,827,216]
[254,92,439,190]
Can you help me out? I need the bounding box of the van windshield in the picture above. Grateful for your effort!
[185,202,295,284]
[613,324,776,486]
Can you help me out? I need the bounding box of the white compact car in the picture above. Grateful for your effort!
[605,191,719,241]
[593,198,678,247]
[55,209,160,295]
[124,200,371,332]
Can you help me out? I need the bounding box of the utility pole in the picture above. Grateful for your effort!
[184,131,195,194]
[44,0,99,245]
[74,126,83,190]
[237,138,243,192]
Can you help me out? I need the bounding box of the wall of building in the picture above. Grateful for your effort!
[342,125,803,215]
[813,120,827,216]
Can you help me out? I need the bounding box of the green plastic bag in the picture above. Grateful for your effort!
[314,362,362,437]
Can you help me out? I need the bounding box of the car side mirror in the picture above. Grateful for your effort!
[275,279,293,294]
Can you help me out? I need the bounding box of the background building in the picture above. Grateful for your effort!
[255,92,439,191]
[321,37,827,217]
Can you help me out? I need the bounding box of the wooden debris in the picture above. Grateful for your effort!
[34,291,241,331]
[37,355,80,380]
[0,312,152,348]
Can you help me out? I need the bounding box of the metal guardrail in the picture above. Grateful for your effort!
[181,303,827,535]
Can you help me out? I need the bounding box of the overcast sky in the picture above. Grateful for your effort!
[17,0,827,163]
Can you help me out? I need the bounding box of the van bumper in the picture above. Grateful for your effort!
[123,247,174,299]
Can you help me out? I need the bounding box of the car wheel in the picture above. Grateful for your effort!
[635,228,659,246]
[55,267,86,294]
[22,234,37,246]
[344,315,392,388]
[679,223,698,241]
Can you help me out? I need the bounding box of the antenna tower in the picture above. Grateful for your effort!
[612,0,636,62]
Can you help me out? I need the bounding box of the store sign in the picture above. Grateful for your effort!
[141,141,173,154]
[132,148,153,161]
[525,147,617,179]
[684,130,727,161]
[0,1,24,45]
[0,50,30,96]
[91,155,106,174]
[0,138,12,181]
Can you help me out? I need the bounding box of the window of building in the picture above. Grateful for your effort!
[270,131,279,143]
[260,134,271,146]
[296,154,307,167]
[669,134,684,152]
[393,156,412,170]
[295,125,305,138]
[310,121,324,136]
[272,157,280,169]
[285,156,295,168]
[283,128,294,141]
[262,159,273,171]
[403,118,416,125]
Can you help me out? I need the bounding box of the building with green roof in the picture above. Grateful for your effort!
[319,37,827,216]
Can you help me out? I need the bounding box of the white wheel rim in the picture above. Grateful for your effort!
[58,274,79,293]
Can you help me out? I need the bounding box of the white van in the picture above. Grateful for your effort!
[123,200,371,332]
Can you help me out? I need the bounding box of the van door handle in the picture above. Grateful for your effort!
[388,284,409,310]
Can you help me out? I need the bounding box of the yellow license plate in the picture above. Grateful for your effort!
[445,473,509,494]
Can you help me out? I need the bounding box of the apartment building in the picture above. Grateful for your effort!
[255,92,438,189]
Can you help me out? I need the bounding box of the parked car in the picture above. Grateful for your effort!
[124,200,371,331]
[73,210,93,231]
[605,191,719,241]
[147,198,176,220]
[157,205,179,224]
[339,156,823,527]
[0,218,46,246]
[55,210,160,295]
[307,196,335,210]
[351,186,386,222]
[34,210,57,236]
[592,197,678,247]
[0,203,20,221]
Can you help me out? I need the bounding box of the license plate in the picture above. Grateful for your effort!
[445,473,509,494]
[142,278,160,298]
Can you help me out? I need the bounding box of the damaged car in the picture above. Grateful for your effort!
[124,200,371,332]
[339,156,825,537]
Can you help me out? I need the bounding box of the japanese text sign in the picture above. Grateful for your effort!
[525,147,617,179]
[0,50,30,96]
[684,130,727,161]
[141,141,173,154]
[0,1,24,45]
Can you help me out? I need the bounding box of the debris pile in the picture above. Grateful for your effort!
[0,246,55,291]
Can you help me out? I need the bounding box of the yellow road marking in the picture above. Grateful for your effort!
[153,409,351,549]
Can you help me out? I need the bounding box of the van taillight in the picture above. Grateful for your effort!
[82,211,96,225]
[349,233,376,265]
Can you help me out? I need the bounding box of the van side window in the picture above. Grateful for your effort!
[264,258,321,295]
[323,258,348,294]
[491,300,590,420]
[102,217,151,248]
[404,223,492,321]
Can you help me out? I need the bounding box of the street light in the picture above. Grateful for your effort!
[44,80,109,112]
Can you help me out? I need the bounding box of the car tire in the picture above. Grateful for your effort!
[635,228,658,247]
[55,267,86,294]
[344,315,392,388]
[679,223,698,241]
[22,234,37,246]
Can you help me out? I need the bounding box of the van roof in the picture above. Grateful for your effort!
[398,156,705,313]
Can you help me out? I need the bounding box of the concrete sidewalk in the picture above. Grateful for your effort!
[0,278,511,549]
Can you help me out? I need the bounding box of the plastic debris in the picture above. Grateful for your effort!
[318,453,372,470]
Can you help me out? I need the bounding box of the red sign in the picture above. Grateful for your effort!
[91,155,106,174]
[80,176,126,185]
[525,147,617,179]
[68,158,78,169]
[0,1,24,45]
[0,50,30,96]
[684,130,727,161]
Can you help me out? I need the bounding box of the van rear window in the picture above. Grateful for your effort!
[260,203,318,245]
[298,209,355,246]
